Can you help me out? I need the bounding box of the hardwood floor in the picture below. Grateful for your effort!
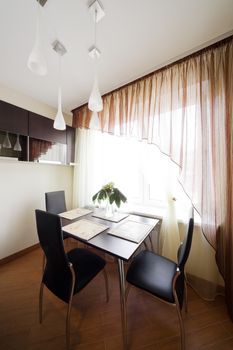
[0,246,233,350]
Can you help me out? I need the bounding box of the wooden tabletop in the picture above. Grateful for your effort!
[62,211,159,261]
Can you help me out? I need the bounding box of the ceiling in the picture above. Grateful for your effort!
[0,0,232,115]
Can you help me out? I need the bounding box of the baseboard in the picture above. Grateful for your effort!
[0,243,40,266]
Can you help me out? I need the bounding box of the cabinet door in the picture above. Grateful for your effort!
[29,112,66,144]
[0,100,28,136]
[66,126,76,164]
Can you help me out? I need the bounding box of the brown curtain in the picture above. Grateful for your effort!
[73,36,233,319]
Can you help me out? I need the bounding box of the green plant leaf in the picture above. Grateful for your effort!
[98,189,106,201]
[92,192,98,202]
[114,188,127,203]
[93,184,127,207]
[109,194,115,204]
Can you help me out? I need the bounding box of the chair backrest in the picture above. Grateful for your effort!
[177,208,194,271]
[45,190,67,214]
[35,209,69,270]
[35,209,72,302]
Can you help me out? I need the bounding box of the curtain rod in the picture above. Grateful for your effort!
[72,34,233,113]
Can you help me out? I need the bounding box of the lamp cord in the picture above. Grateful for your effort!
[94,9,97,49]
[36,0,40,38]
[94,9,98,75]
[58,54,62,110]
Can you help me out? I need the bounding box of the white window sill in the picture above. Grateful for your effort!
[121,203,201,226]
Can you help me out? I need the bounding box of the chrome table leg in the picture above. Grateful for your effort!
[117,258,127,349]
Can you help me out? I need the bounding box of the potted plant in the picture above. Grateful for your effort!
[92,182,127,216]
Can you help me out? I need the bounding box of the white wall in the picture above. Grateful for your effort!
[0,161,73,259]
[0,84,74,259]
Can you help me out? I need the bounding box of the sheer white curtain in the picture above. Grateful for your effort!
[73,38,233,306]
[73,128,143,209]
[73,128,188,261]
[159,157,180,262]
[72,128,104,208]
[73,127,224,300]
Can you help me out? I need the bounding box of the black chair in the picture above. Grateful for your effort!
[45,190,69,240]
[45,190,67,215]
[126,212,194,350]
[43,191,69,272]
[35,209,109,350]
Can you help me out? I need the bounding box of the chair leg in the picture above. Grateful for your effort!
[174,293,185,350]
[66,264,75,350]
[40,254,46,324]
[39,282,44,324]
[102,268,109,302]
[66,293,74,350]
[184,279,188,313]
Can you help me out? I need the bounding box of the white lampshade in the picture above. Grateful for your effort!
[54,87,66,130]
[3,132,12,149]
[88,75,103,112]
[27,38,47,76]
[27,0,47,76]
[13,134,22,152]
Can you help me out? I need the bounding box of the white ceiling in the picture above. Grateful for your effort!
[0,0,232,115]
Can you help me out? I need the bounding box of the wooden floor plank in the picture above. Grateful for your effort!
[0,247,232,350]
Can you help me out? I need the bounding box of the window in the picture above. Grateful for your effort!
[78,129,190,218]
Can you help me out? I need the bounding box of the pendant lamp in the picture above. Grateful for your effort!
[52,40,67,130]
[54,85,66,130]
[88,73,103,112]
[3,132,12,149]
[88,0,105,113]
[27,0,47,76]
[13,134,22,152]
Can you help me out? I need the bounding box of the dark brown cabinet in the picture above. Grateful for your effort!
[66,126,76,164]
[29,112,67,144]
[0,100,75,165]
[0,100,28,136]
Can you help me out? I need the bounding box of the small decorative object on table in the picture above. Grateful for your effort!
[92,182,127,218]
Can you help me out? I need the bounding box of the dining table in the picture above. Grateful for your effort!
[61,209,160,349]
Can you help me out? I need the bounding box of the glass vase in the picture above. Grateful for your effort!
[105,199,114,218]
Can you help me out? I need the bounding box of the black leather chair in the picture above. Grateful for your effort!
[45,190,67,214]
[45,190,69,240]
[35,209,109,350]
[126,212,194,350]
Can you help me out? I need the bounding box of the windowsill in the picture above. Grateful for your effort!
[124,203,164,220]
[120,203,201,225]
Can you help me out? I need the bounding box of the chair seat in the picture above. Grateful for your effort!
[67,248,106,293]
[126,250,177,303]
